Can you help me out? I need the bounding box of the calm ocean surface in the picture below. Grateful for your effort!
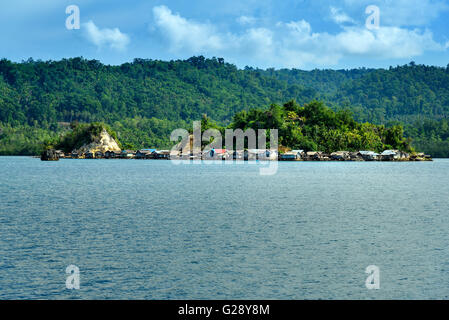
[1,156,449,299]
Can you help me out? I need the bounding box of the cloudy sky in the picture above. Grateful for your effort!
[1,0,448,69]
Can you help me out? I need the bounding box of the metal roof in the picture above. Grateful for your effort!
[381,150,397,156]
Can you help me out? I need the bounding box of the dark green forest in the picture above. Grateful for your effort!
[230,100,412,153]
[0,56,448,156]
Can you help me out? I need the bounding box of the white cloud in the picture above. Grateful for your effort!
[335,27,441,58]
[237,15,257,25]
[330,7,355,24]
[152,5,446,68]
[343,0,448,26]
[285,20,312,36]
[152,5,224,52]
[84,21,130,51]
[239,28,274,59]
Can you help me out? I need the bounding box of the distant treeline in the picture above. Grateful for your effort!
[0,56,448,156]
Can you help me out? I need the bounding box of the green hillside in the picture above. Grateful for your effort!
[0,57,448,156]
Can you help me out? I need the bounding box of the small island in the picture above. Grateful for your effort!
[41,100,432,162]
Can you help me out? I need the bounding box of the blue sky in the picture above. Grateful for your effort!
[0,0,448,69]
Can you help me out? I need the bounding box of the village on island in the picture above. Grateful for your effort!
[43,148,431,161]
[41,128,432,162]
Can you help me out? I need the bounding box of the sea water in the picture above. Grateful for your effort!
[1,157,448,299]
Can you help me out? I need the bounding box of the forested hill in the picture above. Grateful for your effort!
[0,56,317,126]
[0,56,449,156]
[262,64,449,123]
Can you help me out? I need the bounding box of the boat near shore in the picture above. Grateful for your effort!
[40,149,60,161]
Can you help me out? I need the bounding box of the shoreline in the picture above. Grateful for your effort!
[39,149,434,162]
[35,156,433,162]
[0,155,436,161]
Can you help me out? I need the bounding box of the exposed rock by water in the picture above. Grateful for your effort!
[73,129,121,155]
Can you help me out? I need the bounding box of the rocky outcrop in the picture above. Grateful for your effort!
[410,153,433,161]
[74,129,121,154]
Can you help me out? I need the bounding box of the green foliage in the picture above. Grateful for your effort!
[230,100,412,153]
[0,122,59,155]
[404,118,449,157]
[0,57,447,156]
[332,64,449,124]
[0,57,316,126]
[111,117,188,150]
